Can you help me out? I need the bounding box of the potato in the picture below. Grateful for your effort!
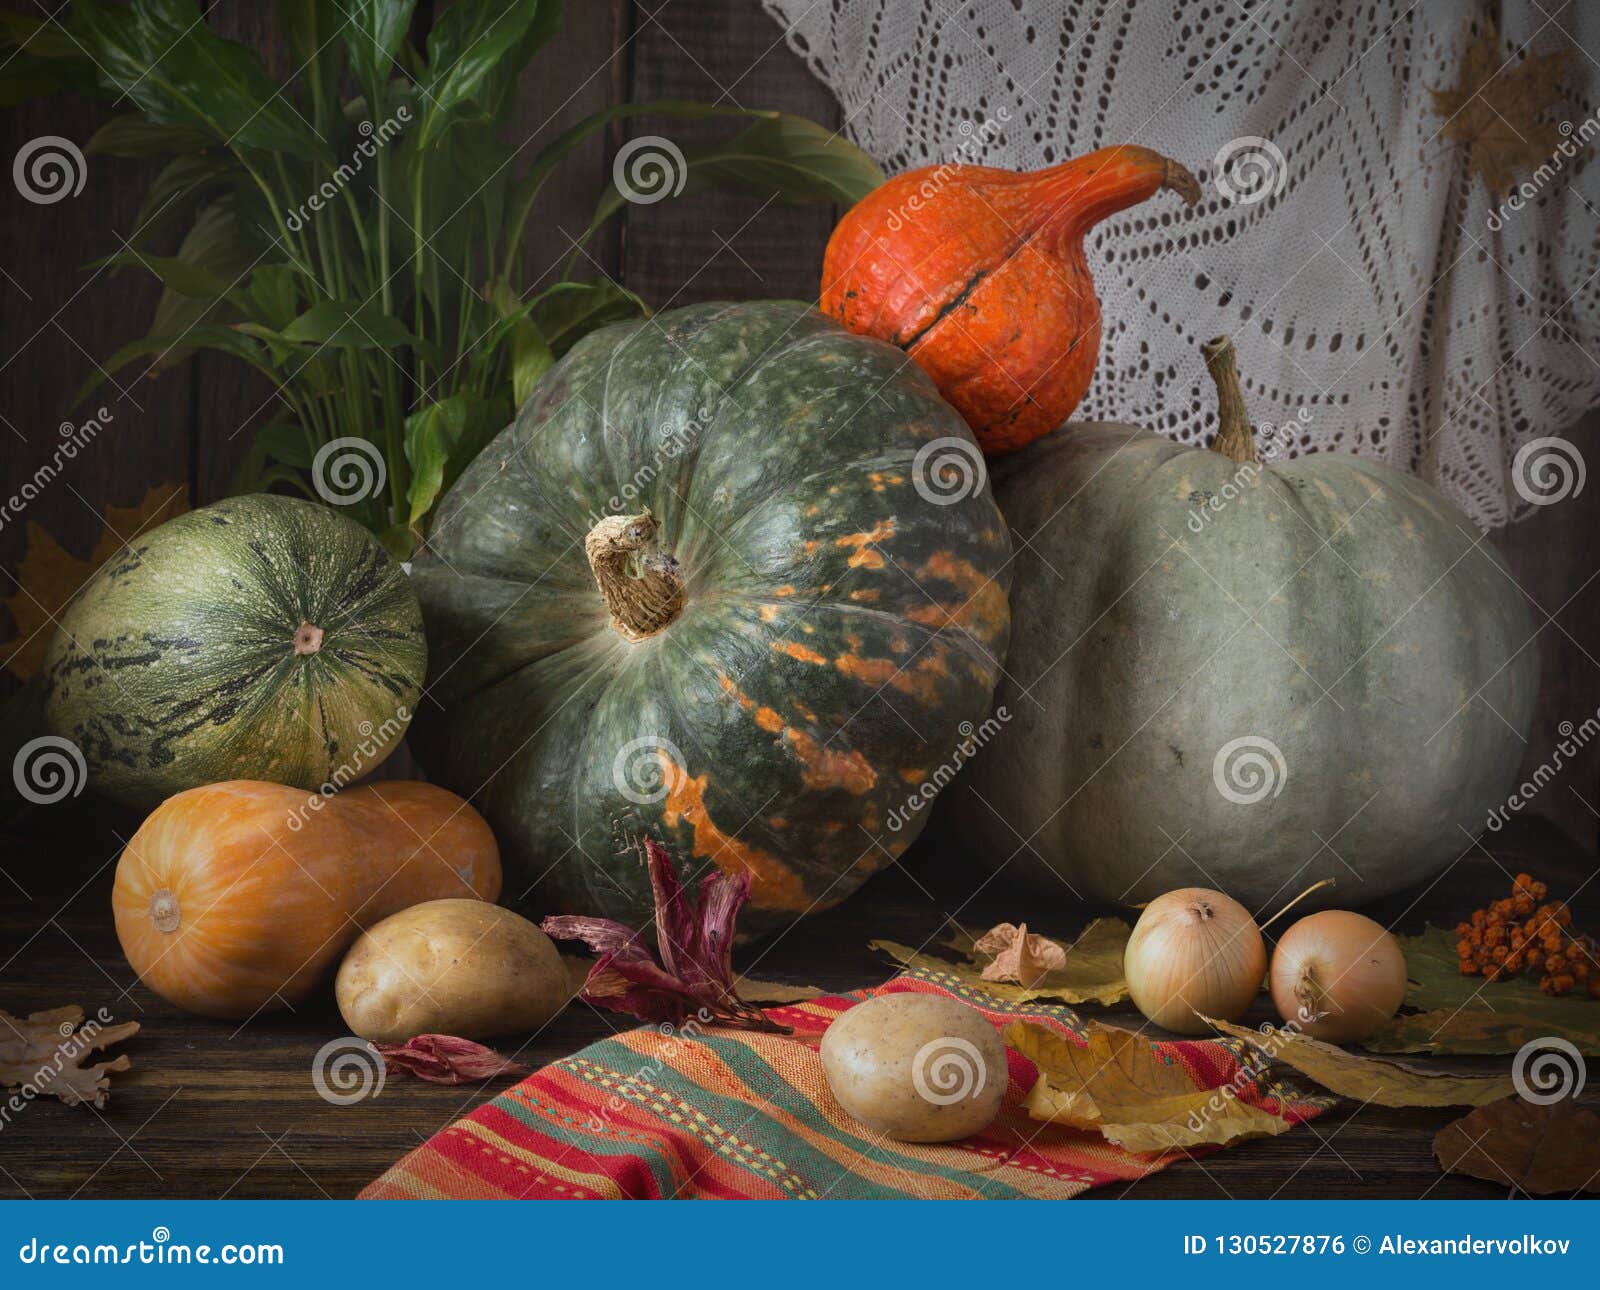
[819,993,1006,1142]
[335,898,568,1043]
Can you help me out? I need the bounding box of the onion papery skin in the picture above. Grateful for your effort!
[1124,888,1266,1035]
[1270,910,1407,1043]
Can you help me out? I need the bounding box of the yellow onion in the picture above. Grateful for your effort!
[1270,910,1407,1043]
[1124,888,1266,1034]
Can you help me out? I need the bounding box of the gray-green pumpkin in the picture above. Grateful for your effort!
[43,494,425,808]
[957,337,1537,910]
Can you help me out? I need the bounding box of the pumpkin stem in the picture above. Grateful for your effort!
[585,510,686,642]
[1201,336,1259,465]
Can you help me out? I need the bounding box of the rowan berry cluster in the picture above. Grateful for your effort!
[1455,873,1599,997]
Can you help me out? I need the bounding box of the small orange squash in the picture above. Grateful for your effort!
[113,780,500,1019]
[821,146,1199,455]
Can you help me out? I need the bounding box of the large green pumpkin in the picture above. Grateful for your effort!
[412,301,1011,929]
[43,494,425,808]
[958,338,1537,909]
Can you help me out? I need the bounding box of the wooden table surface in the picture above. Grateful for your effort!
[2,809,1595,1201]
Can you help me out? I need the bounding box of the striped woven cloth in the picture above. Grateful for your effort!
[360,970,1326,1199]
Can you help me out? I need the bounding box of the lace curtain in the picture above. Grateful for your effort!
[763,0,1600,526]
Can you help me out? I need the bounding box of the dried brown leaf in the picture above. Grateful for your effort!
[1366,1008,1600,1057]
[874,916,1129,1006]
[1435,1098,1600,1195]
[1429,21,1574,192]
[1203,1017,1512,1107]
[731,976,823,1004]
[3,485,188,680]
[0,1005,139,1108]
[1005,1020,1291,1155]
[972,922,1066,988]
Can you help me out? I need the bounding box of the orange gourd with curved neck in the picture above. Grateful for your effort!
[821,146,1199,455]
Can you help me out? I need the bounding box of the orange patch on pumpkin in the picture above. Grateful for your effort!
[836,519,896,570]
[758,605,779,623]
[899,767,928,784]
[774,640,828,666]
[913,551,1008,645]
[783,727,877,795]
[835,649,950,704]
[848,588,880,603]
[754,707,784,733]
[658,753,809,912]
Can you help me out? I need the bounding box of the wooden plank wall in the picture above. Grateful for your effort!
[2,1,1596,848]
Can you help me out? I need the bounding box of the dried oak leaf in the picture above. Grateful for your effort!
[1429,21,1574,193]
[1204,1017,1513,1107]
[873,916,1130,1006]
[973,922,1066,988]
[373,1035,530,1085]
[2,484,188,680]
[1435,1097,1600,1195]
[1005,1019,1292,1155]
[0,1006,139,1108]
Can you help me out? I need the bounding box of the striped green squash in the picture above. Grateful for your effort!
[43,494,425,808]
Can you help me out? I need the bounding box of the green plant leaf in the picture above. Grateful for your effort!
[486,281,555,407]
[73,324,273,406]
[232,264,304,331]
[404,392,507,528]
[579,113,883,256]
[417,0,558,147]
[125,153,239,250]
[528,280,647,357]
[85,115,215,156]
[71,0,327,163]
[99,252,234,300]
[506,98,755,245]
[277,0,343,133]
[228,417,317,497]
[337,0,417,109]
[280,300,416,348]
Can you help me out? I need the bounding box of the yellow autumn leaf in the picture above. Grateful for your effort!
[873,916,1130,1006]
[1203,1017,1513,1107]
[1005,1020,1292,1155]
[1429,21,1574,193]
[3,484,188,680]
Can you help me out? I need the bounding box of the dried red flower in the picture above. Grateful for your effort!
[373,1034,531,1085]
[541,837,789,1033]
